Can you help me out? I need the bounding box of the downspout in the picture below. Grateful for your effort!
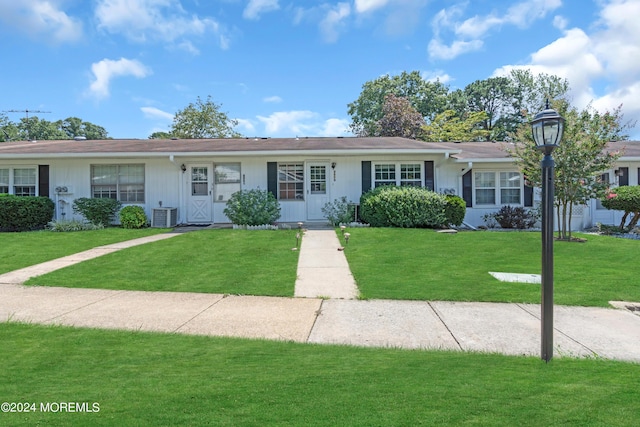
[169,155,184,224]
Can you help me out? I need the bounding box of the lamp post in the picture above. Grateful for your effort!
[531,101,565,362]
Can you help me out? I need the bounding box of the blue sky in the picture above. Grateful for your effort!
[1,0,639,139]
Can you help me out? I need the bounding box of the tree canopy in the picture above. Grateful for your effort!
[168,96,242,139]
[0,114,109,141]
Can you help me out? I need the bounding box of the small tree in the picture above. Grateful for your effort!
[601,186,640,231]
[512,100,629,240]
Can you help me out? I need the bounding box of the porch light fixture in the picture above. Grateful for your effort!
[180,164,186,173]
[331,162,336,169]
[531,100,565,363]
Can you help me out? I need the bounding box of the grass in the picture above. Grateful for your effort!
[338,228,640,307]
[0,228,168,274]
[1,322,638,426]
[25,229,301,296]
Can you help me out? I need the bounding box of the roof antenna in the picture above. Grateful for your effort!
[3,109,52,141]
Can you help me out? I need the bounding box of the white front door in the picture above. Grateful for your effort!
[306,162,330,220]
[187,164,212,223]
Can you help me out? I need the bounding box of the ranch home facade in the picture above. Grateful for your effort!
[0,137,638,229]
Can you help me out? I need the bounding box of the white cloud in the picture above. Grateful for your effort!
[141,106,173,121]
[421,70,453,84]
[95,0,228,51]
[354,0,389,14]
[256,111,351,137]
[429,0,561,60]
[235,118,256,134]
[243,0,280,20]
[319,2,351,43]
[0,0,83,43]
[88,58,151,99]
[263,96,283,103]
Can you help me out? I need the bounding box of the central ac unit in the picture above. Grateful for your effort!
[152,207,178,228]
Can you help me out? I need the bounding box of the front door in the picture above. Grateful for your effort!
[306,162,330,220]
[187,164,212,223]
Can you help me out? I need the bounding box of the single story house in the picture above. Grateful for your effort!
[0,136,638,229]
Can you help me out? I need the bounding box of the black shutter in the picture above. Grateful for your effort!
[361,161,371,193]
[424,161,434,191]
[524,185,533,207]
[38,165,49,197]
[618,167,629,186]
[267,162,277,198]
[462,170,472,207]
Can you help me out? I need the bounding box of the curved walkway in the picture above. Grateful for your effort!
[1,230,639,363]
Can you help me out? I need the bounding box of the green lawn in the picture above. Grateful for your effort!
[25,229,300,296]
[338,228,640,307]
[1,322,638,426]
[0,228,168,274]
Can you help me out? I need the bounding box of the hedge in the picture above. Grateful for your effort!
[0,195,55,232]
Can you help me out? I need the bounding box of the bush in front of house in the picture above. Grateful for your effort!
[72,197,122,226]
[322,196,356,226]
[224,189,281,226]
[47,219,105,232]
[359,186,447,228]
[487,205,538,229]
[444,194,466,227]
[119,205,149,229]
[601,185,640,231]
[0,194,55,232]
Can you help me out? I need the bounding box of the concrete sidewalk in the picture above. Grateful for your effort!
[1,229,639,363]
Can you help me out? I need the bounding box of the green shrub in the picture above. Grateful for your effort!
[359,186,447,228]
[487,205,538,229]
[47,219,105,232]
[0,195,55,232]
[444,195,466,226]
[119,205,149,229]
[601,185,640,231]
[72,197,121,226]
[321,196,356,226]
[223,189,281,226]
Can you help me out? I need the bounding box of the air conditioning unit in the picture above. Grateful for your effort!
[151,207,178,228]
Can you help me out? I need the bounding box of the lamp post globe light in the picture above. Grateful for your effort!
[531,101,565,362]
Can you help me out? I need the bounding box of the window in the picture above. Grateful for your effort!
[0,169,8,194]
[500,172,521,204]
[13,168,36,196]
[91,164,144,203]
[309,165,326,194]
[475,172,496,205]
[215,163,241,201]
[191,167,208,196]
[475,171,522,205]
[374,163,422,187]
[278,163,304,200]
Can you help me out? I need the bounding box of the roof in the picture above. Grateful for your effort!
[0,137,638,161]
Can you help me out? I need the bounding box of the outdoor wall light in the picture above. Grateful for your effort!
[180,164,186,173]
[531,100,565,363]
[331,162,336,169]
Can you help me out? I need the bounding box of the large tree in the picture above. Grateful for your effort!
[421,110,489,142]
[16,117,67,141]
[170,96,242,139]
[347,71,449,136]
[512,100,629,240]
[463,77,514,141]
[374,94,425,138]
[56,117,109,140]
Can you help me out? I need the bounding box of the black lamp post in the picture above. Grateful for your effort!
[531,101,565,362]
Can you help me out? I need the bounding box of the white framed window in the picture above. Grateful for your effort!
[91,164,145,203]
[278,163,304,200]
[0,168,9,194]
[215,163,241,201]
[474,171,522,205]
[374,163,422,187]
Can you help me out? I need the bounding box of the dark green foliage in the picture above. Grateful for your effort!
[224,189,281,225]
[322,196,356,226]
[119,205,149,229]
[444,194,466,226]
[359,186,447,228]
[601,186,640,231]
[72,197,122,226]
[488,205,538,229]
[0,195,54,231]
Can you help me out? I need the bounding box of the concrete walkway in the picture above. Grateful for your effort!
[1,229,639,363]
